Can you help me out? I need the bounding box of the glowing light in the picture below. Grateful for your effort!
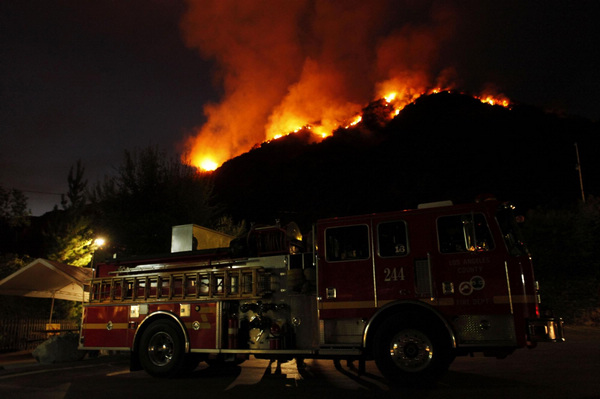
[199,158,218,172]
[94,238,106,248]
[384,92,397,103]
[345,115,362,128]
[477,94,511,108]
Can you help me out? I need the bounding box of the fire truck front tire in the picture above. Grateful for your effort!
[373,314,452,385]
[139,320,186,377]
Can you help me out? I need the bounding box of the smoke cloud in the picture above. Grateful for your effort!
[180,0,457,169]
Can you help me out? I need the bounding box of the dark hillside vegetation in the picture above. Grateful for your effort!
[213,92,599,227]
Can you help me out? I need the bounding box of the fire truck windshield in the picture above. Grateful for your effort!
[438,213,494,253]
[496,205,529,257]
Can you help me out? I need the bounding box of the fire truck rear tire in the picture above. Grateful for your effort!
[139,320,186,378]
[373,314,451,386]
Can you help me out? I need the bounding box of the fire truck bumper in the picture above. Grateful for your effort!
[527,317,565,344]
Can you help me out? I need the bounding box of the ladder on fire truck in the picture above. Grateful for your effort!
[88,266,269,304]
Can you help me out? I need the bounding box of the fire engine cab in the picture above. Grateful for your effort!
[80,198,564,384]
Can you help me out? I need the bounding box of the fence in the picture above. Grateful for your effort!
[0,319,79,352]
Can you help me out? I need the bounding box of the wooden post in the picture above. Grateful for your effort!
[575,142,585,203]
[49,291,55,324]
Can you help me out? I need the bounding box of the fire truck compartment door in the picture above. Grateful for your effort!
[318,224,375,318]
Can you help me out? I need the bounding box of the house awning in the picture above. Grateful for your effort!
[0,258,92,302]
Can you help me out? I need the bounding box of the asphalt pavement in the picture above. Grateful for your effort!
[0,348,128,377]
[0,350,37,371]
[1,327,599,399]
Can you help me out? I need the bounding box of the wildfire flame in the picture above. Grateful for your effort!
[189,88,511,172]
[199,158,218,172]
[180,1,512,173]
[477,94,511,107]
[345,115,362,128]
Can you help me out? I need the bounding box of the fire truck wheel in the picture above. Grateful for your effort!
[139,320,185,377]
[373,315,451,385]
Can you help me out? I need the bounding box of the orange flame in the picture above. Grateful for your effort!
[345,115,362,129]
[189,87,511,172]
[180,1,512,172]
[180,1,463,172]
[198,158,218,172]
[477,94,511,108]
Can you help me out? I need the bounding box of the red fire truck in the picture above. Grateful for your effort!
[80,198,564,384]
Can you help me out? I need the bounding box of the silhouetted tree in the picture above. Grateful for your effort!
[43,160,96,267]
[91,146,215,256]
[0,186,30,229]
[0,186,31,254]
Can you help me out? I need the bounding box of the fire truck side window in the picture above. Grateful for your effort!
[325,225,370,262]
[438,213,494,253]
[377,221,409,257]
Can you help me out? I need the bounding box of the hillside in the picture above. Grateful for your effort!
[212,92,599,228]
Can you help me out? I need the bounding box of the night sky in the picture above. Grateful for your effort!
[2,0,599,216]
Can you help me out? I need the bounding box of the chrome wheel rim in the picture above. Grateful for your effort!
[389,329,433,372]
[147,331,175,367]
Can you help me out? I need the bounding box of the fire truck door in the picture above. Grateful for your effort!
[429,212,511,315]
[318,223,375,319]
[372,218,414,303]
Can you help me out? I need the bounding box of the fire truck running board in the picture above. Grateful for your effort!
[189,348,363,356]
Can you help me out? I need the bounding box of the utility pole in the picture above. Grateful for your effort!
[575,142,585,203]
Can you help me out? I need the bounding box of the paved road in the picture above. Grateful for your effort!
[0,326,598,399]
